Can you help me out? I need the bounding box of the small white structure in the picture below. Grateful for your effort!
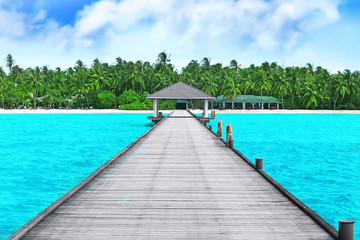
[146,82,216,123]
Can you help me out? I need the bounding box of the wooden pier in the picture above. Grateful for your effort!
[10,110,337,239]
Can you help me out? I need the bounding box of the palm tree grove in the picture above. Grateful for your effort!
[1,52,359,110]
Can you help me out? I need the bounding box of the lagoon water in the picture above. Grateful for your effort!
[0,113,359,238]
[0,114,153,239]
[211,113,360,238]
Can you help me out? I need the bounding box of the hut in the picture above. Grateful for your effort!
[213,95,282,110]
[146,82,216,123]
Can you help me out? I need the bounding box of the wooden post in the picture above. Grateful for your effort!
[226,124,233,148]
[217,120,222,138]
[256,158,263,170]
[339,220,355,240]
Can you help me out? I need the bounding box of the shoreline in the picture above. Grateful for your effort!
[1,109,360,114]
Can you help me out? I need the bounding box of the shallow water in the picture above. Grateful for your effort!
[210,114,360,238]
[1,113,359,238]
[0,114,153,239]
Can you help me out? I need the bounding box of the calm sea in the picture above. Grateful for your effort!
[0,113,359,238]
[0,114,153,239]
[211,113,360,238]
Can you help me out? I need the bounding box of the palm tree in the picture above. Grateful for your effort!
[256,70,272,108]
[223,76,241,100]
[200,72,217,95]
[89,60,110,93]
[74,60,86,72]
[182,60,201,87]
[332,73,349,109]
[27,68,44,108]
[275,71,290,108]
[288,67,303,108]
[154,72,170,91]
[6,54,15,73]
[240,69,254,107]
[305,63,315,76]
[229,60,239,71]
[0,68,8,108]
[302,84,322,109]
[201,57,211,71]
[343,69,359,104]
[72,71,91,107]
[156,51,171,74]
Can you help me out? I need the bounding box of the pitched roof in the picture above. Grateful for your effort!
[260,96,282,103]
[216,95,282,103]
[146,82,216,100]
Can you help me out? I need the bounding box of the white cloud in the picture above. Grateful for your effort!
[70,0,340,51]
[0,9,26,36]
[1,0,354,72]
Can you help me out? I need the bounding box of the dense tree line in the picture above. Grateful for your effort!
[1,52,359,110]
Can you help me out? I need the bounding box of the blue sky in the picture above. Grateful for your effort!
[0,0,359,72]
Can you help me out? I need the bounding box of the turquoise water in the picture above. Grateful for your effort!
[210,114,360,238]
[0,114,152,239]
[1,113,359,238]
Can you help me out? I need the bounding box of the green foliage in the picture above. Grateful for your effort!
[117,90,152,110]
[337,103,357,110]
[119,100,148,110]
[1,53,360,110]
[144,99,153,110]
[159,100,176,110]
[98,90,115,108]
[117,90,140,105]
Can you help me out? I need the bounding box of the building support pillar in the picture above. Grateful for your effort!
[232,101,234,110]
[204,99,208,117]
[153,99,158,117]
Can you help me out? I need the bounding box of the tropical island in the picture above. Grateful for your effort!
[1,52,359,111]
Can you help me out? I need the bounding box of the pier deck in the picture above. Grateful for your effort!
[12,110,334,239]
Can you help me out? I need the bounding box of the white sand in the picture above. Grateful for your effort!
[1,109,360,114]
[211,109,360,114]
[0,109,172,114]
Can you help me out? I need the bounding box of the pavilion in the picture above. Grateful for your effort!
[146,82,216,123]
[213,95,282,110]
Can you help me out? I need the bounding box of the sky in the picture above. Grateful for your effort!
[0,0,359,72]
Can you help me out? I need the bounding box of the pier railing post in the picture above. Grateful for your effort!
[256,158,263,170]
[339,220,355,240]
[217,120,222,138]
[226,124,233,148]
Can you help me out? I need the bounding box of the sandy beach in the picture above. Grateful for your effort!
[1,109,360,114]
